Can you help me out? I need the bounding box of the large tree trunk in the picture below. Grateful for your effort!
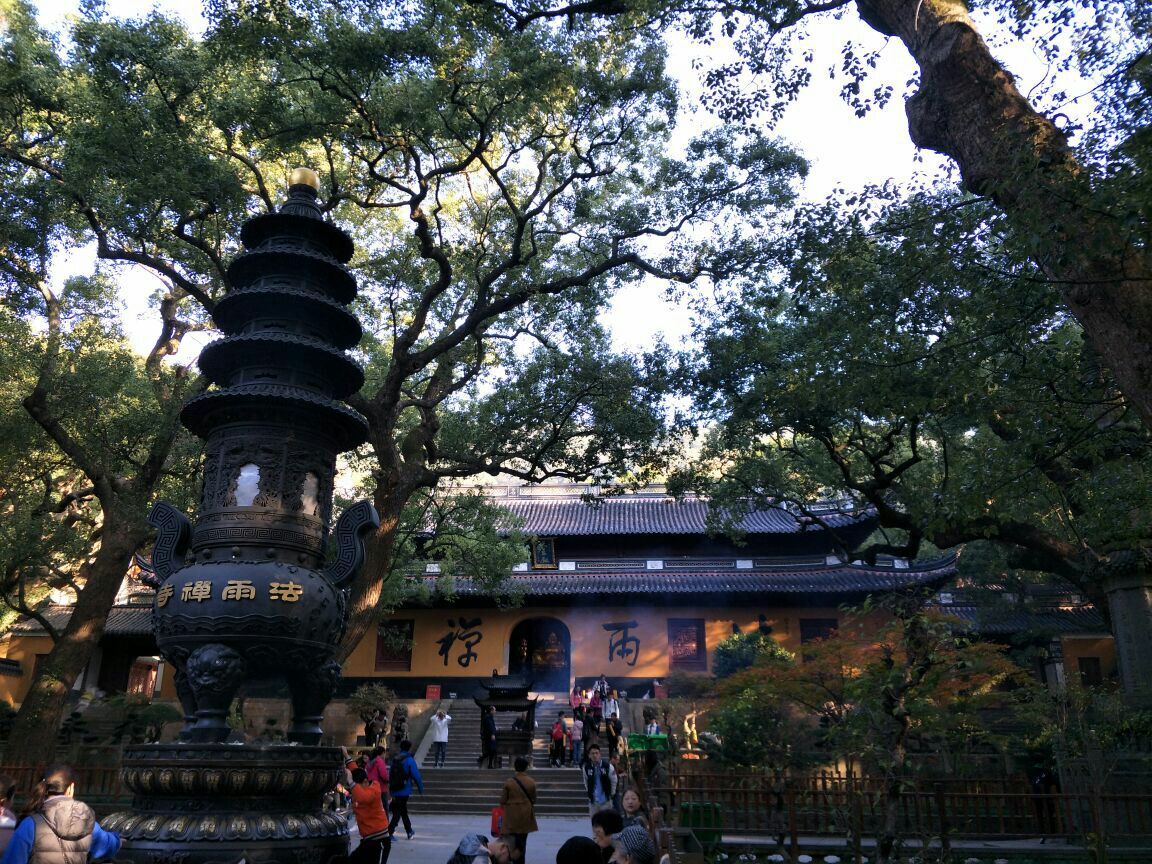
[854,0,1152,427]
[875,714,910,863]
[4,514,145,765]
[877,774,902,864]
[334,517,401,665]
[333,464,411,664]
[1102,564,1152,703]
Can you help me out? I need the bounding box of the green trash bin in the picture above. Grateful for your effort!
[679,801,723,844]
[647,733,669,751]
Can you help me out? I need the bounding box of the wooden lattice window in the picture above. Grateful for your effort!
[375,619,415,672]
[668,618,707,671]
[1078,656,1103,687]
[799,618,838,644]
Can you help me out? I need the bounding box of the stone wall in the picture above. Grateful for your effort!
[151,697,438,749]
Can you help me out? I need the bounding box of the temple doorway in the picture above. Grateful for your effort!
[509,618,571,691]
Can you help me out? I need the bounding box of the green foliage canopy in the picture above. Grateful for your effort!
[470,0,1152,435]
[677,185,1152,627]
[0,0,807,756]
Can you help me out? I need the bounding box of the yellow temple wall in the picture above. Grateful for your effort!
[158,667,178,700]
[341,603,861,681]
[0,634,55,705]
[1060,635,1117,686]
[17,602,1109,709]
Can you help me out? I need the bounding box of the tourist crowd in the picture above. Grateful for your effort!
[0,681,666,864]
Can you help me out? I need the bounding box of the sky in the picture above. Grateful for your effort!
[28,0,1086,358]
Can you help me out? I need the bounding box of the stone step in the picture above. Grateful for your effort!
[408,802,583,816]
[423,755,556,768]
[410,701,589,816]
[413,797,587,816]
[411,767,587,816]
[410,764,585,820]
[415,767,584,783]
[420,702,563,768]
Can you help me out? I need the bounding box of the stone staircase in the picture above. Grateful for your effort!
[411,697,588,816]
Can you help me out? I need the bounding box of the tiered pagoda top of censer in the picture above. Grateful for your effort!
[178,168,369,572]
[146,169,378,746]
[124,170,378,864]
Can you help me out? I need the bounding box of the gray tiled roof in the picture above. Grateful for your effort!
[10,605,153,637]
[428,554,959,597]
[497,494,865,536]
[9,607,74,633]
[940,604,1107,635]
[106,605,155,635]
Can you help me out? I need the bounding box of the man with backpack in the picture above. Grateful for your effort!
[581,744,616,816]
[549,712,568,767]
[386,739,423,840]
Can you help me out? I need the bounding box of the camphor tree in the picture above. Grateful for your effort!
[676,185,1152,695]
[0,0,804,759]
[0,299,200,752]
[475,0,1152,429]
[0,81,203,757]
[0,313,93,636]
[481,0,1152,694]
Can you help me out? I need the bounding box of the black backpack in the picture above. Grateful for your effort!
[389,755,408,792]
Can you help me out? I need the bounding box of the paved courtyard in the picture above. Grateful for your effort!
[351,810,1101,864]
[354,813,592,864]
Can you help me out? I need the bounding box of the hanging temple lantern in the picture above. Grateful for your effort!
[105,169,379,864]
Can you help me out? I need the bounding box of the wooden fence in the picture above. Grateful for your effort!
[5,761,1151,842]
[659,770,1152,841]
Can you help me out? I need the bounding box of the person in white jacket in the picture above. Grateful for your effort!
[430,709,452,767]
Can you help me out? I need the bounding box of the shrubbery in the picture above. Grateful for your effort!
[713,626,793,679]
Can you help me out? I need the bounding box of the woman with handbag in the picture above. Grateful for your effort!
[498,757,537,863]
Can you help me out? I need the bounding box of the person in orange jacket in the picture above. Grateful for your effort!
[342,746,391,864]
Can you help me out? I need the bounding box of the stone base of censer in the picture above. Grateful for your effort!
[105,743,348,864]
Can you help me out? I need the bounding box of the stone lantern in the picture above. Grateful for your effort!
[104,169,378,864]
